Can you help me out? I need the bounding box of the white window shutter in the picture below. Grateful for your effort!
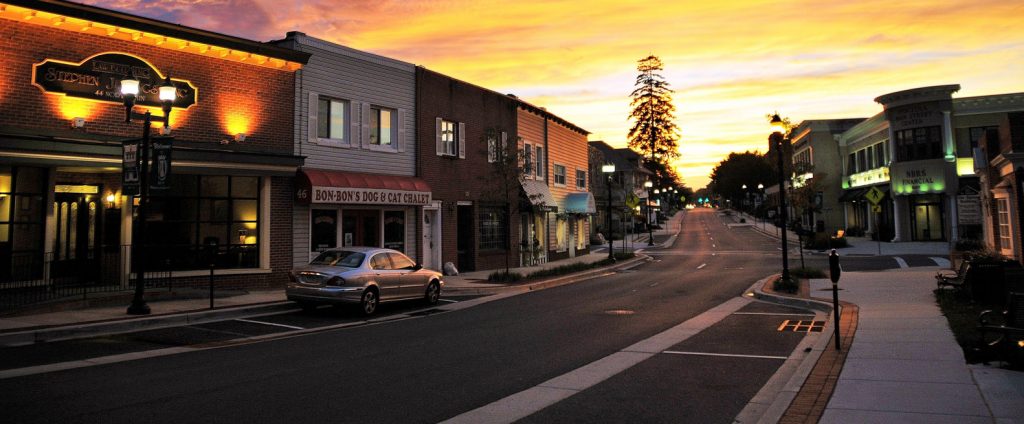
[396,108,406,153]
[360,102,371,148]
[435,117,443,156]
[307,91,319,144]
[458,122,466,159]
[349,100,360,146]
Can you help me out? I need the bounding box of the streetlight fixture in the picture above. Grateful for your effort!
[644,180,654,246]
[770,112,791,283]
[602,163,616,261]
[122,75,177,315]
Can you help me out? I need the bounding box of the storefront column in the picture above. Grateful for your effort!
[866,202,875,234]
[949,194,959,242]
[892,195,904,242]
[943,111,955,162]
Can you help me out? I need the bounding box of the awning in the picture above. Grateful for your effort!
[838,188,868,203]
[564,192,596,214]
[521,179,557,211]
[296,168,432,205]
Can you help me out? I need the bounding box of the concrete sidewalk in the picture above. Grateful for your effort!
[808,269,1023,423]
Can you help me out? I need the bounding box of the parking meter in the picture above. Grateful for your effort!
[828,249,841,350]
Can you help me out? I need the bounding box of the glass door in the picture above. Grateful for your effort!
[911,195,944,241]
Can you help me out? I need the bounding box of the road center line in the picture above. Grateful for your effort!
[235,319,305,330]
[662,350,788,360]
[697,263,707,269]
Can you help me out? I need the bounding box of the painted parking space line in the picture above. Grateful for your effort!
[697,263,707,270]
[894,257,909,269]
[930,256,951,268]
[235,319,305,330]
[661,350,789,360]
[732,312,815,317]
[439,299,459,303]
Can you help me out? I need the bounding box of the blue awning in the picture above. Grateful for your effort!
[564,192,596,214]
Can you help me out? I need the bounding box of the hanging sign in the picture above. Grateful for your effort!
[150,138,173,190]
[957,195,981,225]
[32,52,197,109]
[122,140,140,196]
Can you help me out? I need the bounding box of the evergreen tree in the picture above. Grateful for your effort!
[628,55,680,178]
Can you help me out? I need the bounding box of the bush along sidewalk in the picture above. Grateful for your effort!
[487,252,636,283]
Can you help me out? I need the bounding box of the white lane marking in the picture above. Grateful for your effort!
[697,263,707,270]
[440,297,752,424]
[236,319,305,330]
[712,244,716,248]
[662,351,788,360]
[732,312,815,317]
[894,257,909,269]
[930,257,951,268]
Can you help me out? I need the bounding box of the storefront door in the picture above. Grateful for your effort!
[52,189,101,281]
[342,210,379,247]
[910,195,944,241]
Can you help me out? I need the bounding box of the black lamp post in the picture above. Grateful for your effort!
[123,75,177,315]
[644,180,654,246]
[757,183,765,232]
[770,113,791,283]
[602,164,616,261]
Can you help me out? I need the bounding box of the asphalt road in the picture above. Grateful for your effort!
[0,209,817,423]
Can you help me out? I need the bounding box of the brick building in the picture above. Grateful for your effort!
[415,67,519,272]
[0,0,308,310]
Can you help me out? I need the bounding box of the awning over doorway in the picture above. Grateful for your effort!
[838,187,868,203]
[296,168,432,205]
[521,179,558,211]
[564,192,596,214]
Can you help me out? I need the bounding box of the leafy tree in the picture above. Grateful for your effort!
[709,151,774,208]
[478,127,526,276]
[628,55,680,183]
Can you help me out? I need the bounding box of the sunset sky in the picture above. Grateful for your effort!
[87,0,1024,188]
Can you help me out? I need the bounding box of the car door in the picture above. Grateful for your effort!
[368,252,399,300]
[388,252,424,297]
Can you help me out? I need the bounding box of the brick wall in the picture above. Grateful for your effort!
[415,67,520,271]
[0,21,294,151]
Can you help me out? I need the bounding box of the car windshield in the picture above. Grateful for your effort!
[310,251,365,268]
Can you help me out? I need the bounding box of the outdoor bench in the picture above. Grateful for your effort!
[978,291,1024,365]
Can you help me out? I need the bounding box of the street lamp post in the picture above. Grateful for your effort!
[602,164,616,261]
[770,113,791,283]
[644,180,654,246]
[122,76,177,315]
[757,183,765,232]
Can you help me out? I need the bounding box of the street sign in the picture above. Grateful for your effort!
[865,186,885,205]
[871,204,882,213]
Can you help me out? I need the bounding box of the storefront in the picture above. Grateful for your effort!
[0,0,308,310]
[295,169,430,263]
[519,179,555,266]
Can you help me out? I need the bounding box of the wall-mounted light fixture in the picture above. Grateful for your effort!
[72,117,85,128]
[234,133,246,142]
[105,193,117,208]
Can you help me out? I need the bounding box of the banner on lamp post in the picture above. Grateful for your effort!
[150,139,172,191]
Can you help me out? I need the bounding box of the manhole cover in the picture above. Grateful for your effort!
[778,320,824,332]
[604,309,636,316]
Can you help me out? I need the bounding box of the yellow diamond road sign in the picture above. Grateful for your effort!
[865,186,885,205]
[872,204,882,213]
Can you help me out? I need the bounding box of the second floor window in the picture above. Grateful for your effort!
[441,120,457,156]
[524,144,533,175]
[317,97,348,141]
[535,146,544,178]
[576,169,586,190]
[553,164,566,185]
[370,107,394,147]
[895,126,942,162]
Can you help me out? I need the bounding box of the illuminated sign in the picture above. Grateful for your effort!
[847,167,890,188]
[32,52,197,109]
[299,187,431,206]
[890,161,949,195]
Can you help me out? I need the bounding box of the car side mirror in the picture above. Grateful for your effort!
[413,263,423,271]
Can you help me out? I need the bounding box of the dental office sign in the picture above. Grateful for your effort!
[32,52,197,108]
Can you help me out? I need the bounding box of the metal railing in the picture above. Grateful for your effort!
[0,245,170,313]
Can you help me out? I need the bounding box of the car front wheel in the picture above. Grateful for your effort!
[424,281,440,305]
[360,289,378,315]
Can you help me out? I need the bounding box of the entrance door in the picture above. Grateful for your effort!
[911,195,944,241]
[422,209,440,270]
[52,190,101,283]
[457,205,474,272]
[342,210,379,247]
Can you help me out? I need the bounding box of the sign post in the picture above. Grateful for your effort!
[865,187,885,255]
[829,249,842,351]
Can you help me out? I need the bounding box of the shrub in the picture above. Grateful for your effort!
[791,267,825,278]
[844,226,865,237]
[954,238,985,252]
[773,276,798,293]
[488,271,523,283]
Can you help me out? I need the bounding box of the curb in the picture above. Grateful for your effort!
[444,255,650,296]
[0,301,297,347]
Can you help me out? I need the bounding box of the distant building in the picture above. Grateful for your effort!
[588,141,652,241]
[789,119,865,234]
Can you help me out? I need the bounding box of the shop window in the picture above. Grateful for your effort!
[556,217,567,251]
[478,205,507,250]
[895,126,942,162]
[875,142,887,167]
[0,167,47,281]
[317,97,349,142]
[383,210,405,251]
[311,209,337,251]
[146,175,260,271]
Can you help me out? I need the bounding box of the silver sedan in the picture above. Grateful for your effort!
[286,247,444,315]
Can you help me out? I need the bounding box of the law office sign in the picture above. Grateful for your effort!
[32,52,197,109]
